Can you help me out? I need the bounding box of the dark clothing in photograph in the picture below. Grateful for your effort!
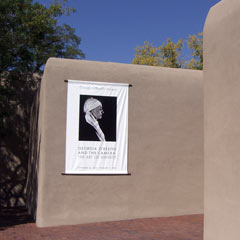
[79,118,103,141]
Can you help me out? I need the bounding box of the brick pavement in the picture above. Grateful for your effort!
[0,208,203,240]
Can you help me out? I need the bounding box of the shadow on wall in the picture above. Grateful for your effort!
[0,72,41,213]
[25,88,41,219]
[0,207,34,231]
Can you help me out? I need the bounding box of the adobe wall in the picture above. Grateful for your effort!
[204,0,240,239]
[35,58,203,227]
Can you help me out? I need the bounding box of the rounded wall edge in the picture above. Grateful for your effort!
[203,1,240,240]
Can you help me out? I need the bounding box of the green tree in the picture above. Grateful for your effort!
[132,38,184,68]
[0,0,84,75]
[186,32,203,70]
[0,0,84,207]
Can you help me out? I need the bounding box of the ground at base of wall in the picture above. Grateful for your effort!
[0,208,203,240]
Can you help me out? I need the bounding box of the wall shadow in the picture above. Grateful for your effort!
[0,73,41,218]
[0,207,34,231]
[25,88,41,219]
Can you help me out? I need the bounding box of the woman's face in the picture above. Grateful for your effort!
[91,105,104,119]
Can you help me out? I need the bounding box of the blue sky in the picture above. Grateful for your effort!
[38,0,221,64]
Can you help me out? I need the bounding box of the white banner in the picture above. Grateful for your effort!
[65,80,129,174]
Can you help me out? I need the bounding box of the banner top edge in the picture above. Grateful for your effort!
[66,79,131,87]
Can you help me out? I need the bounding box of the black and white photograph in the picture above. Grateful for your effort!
[79,95,117,142]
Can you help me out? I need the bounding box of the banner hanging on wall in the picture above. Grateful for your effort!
[65,80,129,174]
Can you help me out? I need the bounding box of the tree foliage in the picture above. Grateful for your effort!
[160,38,184,68]
[132,33,203,70]
[132,38,183,68]
[131,41,162,66]
[186,32,203,70]
[0,0,84,207]
[0,0,84,75]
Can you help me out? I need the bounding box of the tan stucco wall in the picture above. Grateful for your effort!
[204,0,240,239]
[36,58,203,227]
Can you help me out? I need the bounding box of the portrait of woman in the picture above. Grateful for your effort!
[79,95,116,142]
